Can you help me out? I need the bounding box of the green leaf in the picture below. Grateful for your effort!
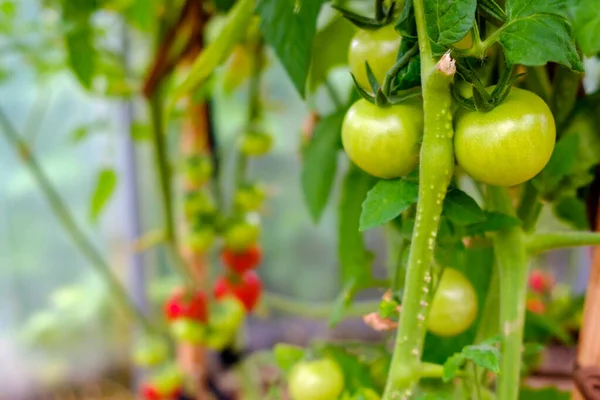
[257,0,325,97]
[214,0,236,12]
[301,111,345,222]
[273,343,305,376]
[89,168,117,223]
[395,0,416,38]
[462,344,500,373]
[442,188,486,226]
[308,16,356,92]
[64,20,96,89]
[499,0,583,71]
[442,353,465,382]
[359,179,418,231]
[464,211,522,236]
[553,196,589,230]
[322,345,379,391]
[525,310,573,345]
[519,387,570,400]
[532,133,580,194]
[329,279,357,327]
[174,0,254,97]
[569,0,600,56]
[424,0,477,46]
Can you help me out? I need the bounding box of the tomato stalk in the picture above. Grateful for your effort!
[383,0,456,395]
[487,186,528,400]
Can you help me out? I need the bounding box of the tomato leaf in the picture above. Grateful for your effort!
[442,188,486,226]
[464,211,522,236]
[525,310,573,344]
[359,179,419,231]
[301,111,345,223]
[569,0,600,56]
[273,343,305,376]
[89,168,117,223]
[257,0,325,97]
[308,15,356,92]
[533,133,580,195]
[441,353,465,382]
[174,0,254,97]
[214,0,236,12]
[395,0,416,38]
[424,0,477,46]
[442,343,500,382]
[519,387,570,400]
[499,0,583,71]
[553,196,589,230]
[61,0,97,89]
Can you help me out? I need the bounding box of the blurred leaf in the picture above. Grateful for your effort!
[442,343,500,382]
[301,111,345,222]
[360,179,418,231]
[257,0,325,97]
[569,0,600,56]
[308,15,356,92]
[424,0,477,46]
[273,343,305,376]
[0,0,15,18]
[61,0,97,89]
[519,387,570,400]
[464,211,521,236]
[499,0,583,71]
[524,310,573,345]
[322,345,378,391]
[329,279,356,327]
[442,188,486,225]
[553,196,589,229]
[338,164,376,284]
[533,133,580,195]
[89,168,118,223]
[174,0,254,96]
[214,0,236,12]
[131,122,151,141]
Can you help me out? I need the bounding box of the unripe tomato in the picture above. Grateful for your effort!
[163,289,209,322]
[234,184,266,211]
[214,271,263,312]
[185,227,215,253]
[240,132,273,156]
[342,98,423,179]
[224,219,260,251]
[132,336,169,367]
[205,297,246,350]
[427,268,478,337]
[221,245,262,274]
[184,155,213,187]
[288,358,345,400]
[183,190,216,220]
[348,24,401,91]
[152,365,184,397]
[170,318,206,344]
[454,87,556,187]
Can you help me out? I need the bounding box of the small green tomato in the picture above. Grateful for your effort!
[240,132,273,156]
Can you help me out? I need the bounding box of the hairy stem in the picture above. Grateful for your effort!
[487,186,528,400]
[0,108,155,333]
[527,231,600,254]
[383,14,456,397]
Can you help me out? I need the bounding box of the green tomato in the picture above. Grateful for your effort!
[342,98,423,179]
[204,330,234,351]
[234,185,266,212]
[132,336,169,367]
[427,268,478,337]
[185,227,215,253]
[210,297,246,334]
[184,155,213,187]
[183,191,216,220]
[224,220,261,251]
[240,132,273,156]
[348,24,401,91]
[170,318,206,344]
[288,358,345,400]
[454,87,556,187]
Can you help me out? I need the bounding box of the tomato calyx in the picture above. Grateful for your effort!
[332,0,396,29]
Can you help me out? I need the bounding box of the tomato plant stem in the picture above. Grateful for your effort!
[527,231,600,254]
[383,1,455,395]
[0,108,156,334]
[487,186,528,400]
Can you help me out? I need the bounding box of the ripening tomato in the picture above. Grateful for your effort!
[214,271,262,312]
[205,297,246,350]
[288,358,345,400]
[348,24,401,91]
[426,268,478,337]
[528,269,555,294]
[163,289,209,322]
[454,87,556,187]
[221,245,262,274]
[526,297,546,314]
[342,98,423,179]
[224,219,261,251]
[170,318,206,344]
[132,336,169,367]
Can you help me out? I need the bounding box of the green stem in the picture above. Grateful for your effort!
[487,186,528,400]
[526,231,600,254]
[0,108,155,333]
[262,292,379,319]
[381,43,419,97]
[383,5,455,396]
[517,182,542,232]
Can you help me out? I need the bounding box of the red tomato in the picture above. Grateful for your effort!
[163,289,209,323]
[140,383,160,400]
[528,269,555,294]
[214,271,262,312]
[527,298,546,314]
[220,245,263,274]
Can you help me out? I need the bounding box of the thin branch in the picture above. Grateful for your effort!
[0,108,156,333]
[527,231,600,254]
[262,292,379,319]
